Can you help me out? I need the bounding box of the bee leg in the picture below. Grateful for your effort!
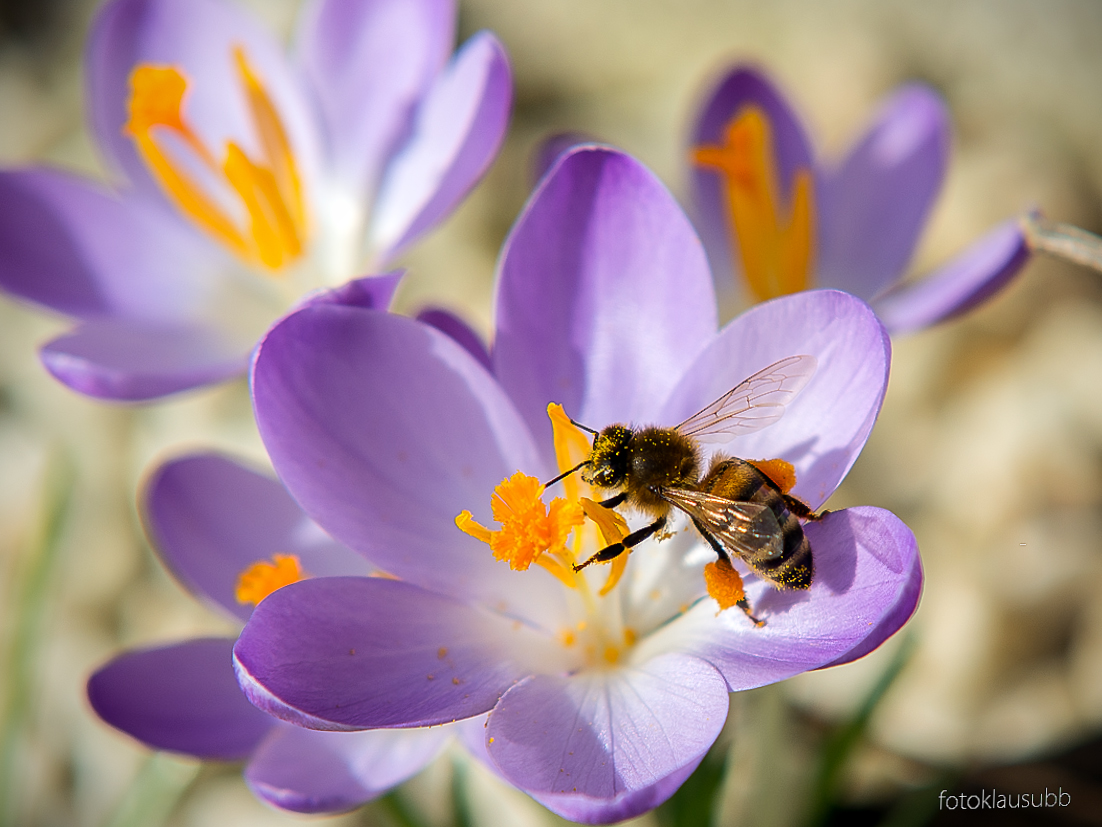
[739,603,765,626]
[691,516,732,564]
[597,492,628,509]
[782,494,828,522]
[573,516,667,572]
[693,519,765,627]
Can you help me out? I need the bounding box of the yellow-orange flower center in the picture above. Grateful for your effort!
[124,47,307,271]
[692,104,816,301]
[455,404,632,598]
[456,471,584,572]
[235,553,307,606]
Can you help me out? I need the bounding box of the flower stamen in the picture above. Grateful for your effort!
[547,403,631,596]
[235,553,307,606]
[579,497,631,595]
[692,104,815,301]
[124,47,307,271]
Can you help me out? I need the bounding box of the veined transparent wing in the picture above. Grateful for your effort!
[675,355,816,443]
[659,487,784,564]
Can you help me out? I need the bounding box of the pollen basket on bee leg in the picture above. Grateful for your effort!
[704,558,745,612]
[746,458,797,494]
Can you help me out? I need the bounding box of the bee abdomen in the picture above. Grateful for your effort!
[750,522,813,589]
[704,457,814,590]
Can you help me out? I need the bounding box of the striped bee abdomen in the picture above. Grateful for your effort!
[700,457,814,590]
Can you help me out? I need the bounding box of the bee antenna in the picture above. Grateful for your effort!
[543,459,588,489]
[570,418,598,435]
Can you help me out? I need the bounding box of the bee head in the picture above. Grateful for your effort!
[581,425,633,489]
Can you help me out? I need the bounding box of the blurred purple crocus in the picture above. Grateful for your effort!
[87,451,453,813]
[232,146,922,824]
[689,65,1030,333]
[0,0,511,400]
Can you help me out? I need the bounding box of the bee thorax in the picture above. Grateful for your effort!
[628,485,672,516]
[627,427,700,488]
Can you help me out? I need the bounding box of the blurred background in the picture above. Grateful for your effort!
[2,0,1102,824]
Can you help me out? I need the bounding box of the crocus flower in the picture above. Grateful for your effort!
[689,65,1030,333]
[233,146,922,824]
[87,451,452,813]
[0,0,510,400]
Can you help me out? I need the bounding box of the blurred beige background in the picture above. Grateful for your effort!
[1,0,1101,824]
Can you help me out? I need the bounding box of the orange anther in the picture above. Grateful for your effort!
[235,553,306,606]
[693,105,816,301]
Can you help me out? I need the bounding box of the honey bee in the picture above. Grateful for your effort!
[546,354,826,624]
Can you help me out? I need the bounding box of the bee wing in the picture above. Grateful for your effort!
[660,487,784,564]
[675,355,817,443]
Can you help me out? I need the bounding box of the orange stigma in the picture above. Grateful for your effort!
[455,405,631,594]
[235,553,307,606]
[692,104,815,301]
[124,47,307,271]
[456,471,584,574]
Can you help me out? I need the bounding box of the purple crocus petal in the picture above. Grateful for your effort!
[872,218,1031,334]
[295,0,455,195]
[294,271,403,312]
[688,65,815,294]
[819,508,923,668]
[529,133,599,187]
[0,169,121,317]
[41,318,249,401]
[533,760,702,826]
[494,146,717,454]
[251,302,569,620]
[89,0,318,199]
[369,32,512,262]
[145,453,370,623]
[295,0,454,197]
[416,307,492,371]
[459,710,700,823]
[0,168,222,320]
[234,577,557,730]
[817,85,950,299]
[485,652,728,824]
[456,712,500,772]
[88,638,273,760]
[245,723,450,814]
[661,290,889,508]
[640,507,919,690]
